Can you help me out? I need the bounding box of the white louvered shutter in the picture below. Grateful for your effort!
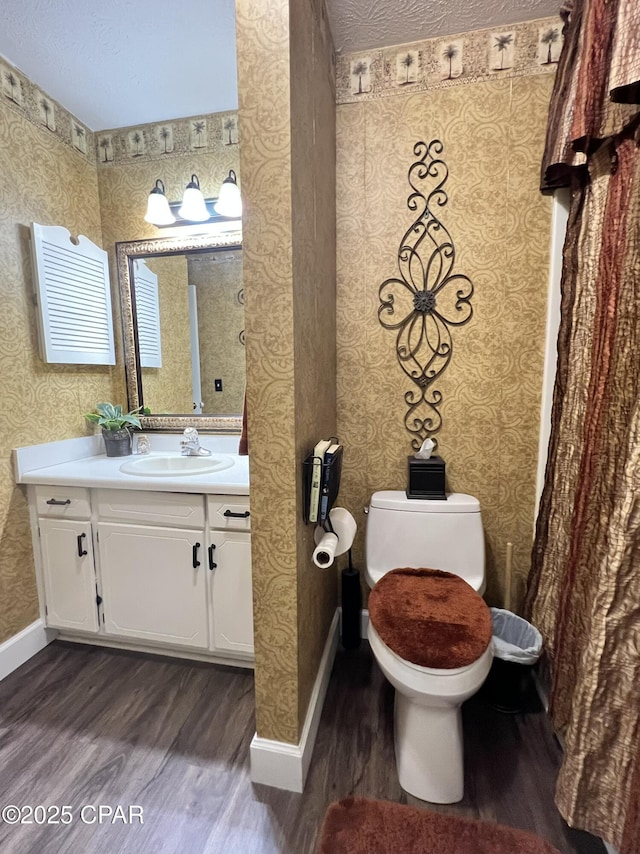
[31,223,115,365]
[132,259,162,368]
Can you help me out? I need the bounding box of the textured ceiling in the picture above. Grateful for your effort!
[0,0,237,130]
[0,0,560,130]
[324,0,561,53]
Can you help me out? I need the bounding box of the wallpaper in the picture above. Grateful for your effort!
[336,73,555,611]
[97,118,240,248]
[95,111,238,166]
[142,255,192,415]
[237,0,298,744]
[290,0,338,731]
[0,56,95,163]
[336,16,563,104]
[189,251,245,416]
[0,96,121,645]
[237,0,337,744]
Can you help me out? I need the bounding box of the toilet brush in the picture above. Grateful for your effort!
[341,549,361,649]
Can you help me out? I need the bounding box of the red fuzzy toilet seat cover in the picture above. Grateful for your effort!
[368,568,492,669]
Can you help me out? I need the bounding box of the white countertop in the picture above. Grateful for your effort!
[14,435,250,495]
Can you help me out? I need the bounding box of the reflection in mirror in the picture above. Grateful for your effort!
[116,231,244,433]
[133,251,245,415]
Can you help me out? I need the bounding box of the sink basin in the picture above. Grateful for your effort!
[119,454,234,477]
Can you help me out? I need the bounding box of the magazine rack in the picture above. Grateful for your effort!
[303,441,342,527]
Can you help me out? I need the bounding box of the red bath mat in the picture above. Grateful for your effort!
[317,797,561,854]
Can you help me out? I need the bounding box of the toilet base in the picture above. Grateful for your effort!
[394,691,464,804]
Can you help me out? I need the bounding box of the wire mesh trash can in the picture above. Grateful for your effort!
[482,608,543,713]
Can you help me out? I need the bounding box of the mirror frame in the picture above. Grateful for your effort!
[116,228,243,433]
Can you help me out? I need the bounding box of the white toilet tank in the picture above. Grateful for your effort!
[365,491,485,592]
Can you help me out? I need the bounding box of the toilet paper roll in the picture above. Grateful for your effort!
[312,532,339,568]
[312,507,357,568]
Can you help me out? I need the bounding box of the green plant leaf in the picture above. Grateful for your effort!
[85,401,141,432]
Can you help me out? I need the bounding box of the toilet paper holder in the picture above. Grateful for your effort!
[312,507,357,569]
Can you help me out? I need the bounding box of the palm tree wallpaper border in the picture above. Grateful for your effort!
[337,14,562,104]
[94,111,239,165]
[350,59,371,95]
[0,53,239,167]
[396,51,419,86]
[537,25,562,65]
[156,124,175,154]
[0,58,96,161]
[439,40,463,80]
[36,91,56,132]
[490,32,515,72]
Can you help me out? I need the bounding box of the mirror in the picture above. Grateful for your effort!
[116,229,244,432]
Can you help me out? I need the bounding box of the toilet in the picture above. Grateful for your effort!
[365,490,493,804]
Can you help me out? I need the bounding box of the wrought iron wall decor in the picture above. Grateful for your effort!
[378,139,474,451]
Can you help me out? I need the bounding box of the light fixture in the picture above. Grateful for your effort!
[144,173,243,228]
[144,179,175,226]
[178,174,210,222]
[214,170,242,218]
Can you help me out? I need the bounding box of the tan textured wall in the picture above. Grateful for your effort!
[290,0,337,732]
[142,255,192,414]
[336,74,554,610]
[237,0,337,743]
[0,97,121,644]
[189,251,245,415]
[237,0,298,744]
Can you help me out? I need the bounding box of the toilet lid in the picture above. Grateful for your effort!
[368,568,492,670]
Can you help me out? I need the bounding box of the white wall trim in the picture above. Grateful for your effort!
[361,608,369,637]
[0,619,55,683]
[250,609,340,792]
[535,188,570,519]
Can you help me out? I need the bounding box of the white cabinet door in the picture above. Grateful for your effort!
[39,518,98,632]
[98,523,208,650]
[209,531,254,655]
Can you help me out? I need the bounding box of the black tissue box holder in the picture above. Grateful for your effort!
[406,454,447,500]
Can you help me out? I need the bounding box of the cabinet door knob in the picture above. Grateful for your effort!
[77,532,88,557]
[192,542,201,569]
[47,498,71,506]
[223,509,250,519]
[208,544,217,570]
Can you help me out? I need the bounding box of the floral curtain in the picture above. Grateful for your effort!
[524,0,640,850]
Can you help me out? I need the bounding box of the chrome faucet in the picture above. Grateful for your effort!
[180,427,212,456]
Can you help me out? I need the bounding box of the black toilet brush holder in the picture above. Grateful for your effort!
[341,550,361,650]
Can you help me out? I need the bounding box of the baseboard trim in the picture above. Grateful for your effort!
[0,619,55,683]
[250,608,340,792]
[55,632,255,669]
[361,608,369,637]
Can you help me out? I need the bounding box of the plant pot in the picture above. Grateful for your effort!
[102,428,132,457]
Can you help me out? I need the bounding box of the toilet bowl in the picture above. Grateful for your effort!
[369,621,492,803]
[365,491,492,804]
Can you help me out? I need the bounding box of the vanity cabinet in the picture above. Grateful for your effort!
[35,486,98,633]
[95,489,208,651]
[29,485,253,666]
[208,497,253,655]
[40,518,98,633]
[97,523,209,650]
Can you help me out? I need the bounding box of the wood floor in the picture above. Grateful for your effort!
[0,639,605,854]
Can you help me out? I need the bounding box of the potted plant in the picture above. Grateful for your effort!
[85,402,142,457]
